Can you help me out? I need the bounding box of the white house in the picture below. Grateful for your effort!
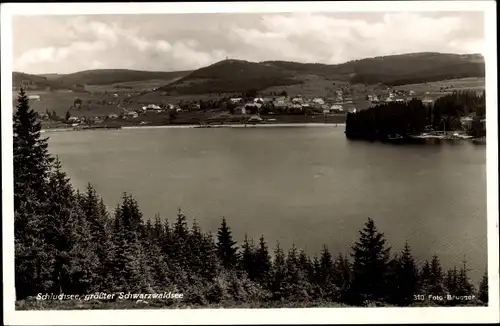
[28,94,41,101]
[253,97,264,103]
[230,98,243,104]
[312,98,325,105]
[124,111,138,118]
[330,104,343,112]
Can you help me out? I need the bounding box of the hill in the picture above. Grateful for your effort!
[12,69,192,90]
[158,52,484,95]
[160,59,301,95]
[52,69,191,86]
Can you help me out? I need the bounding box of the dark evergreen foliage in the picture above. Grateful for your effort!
[12,87,486,306]
[349,218,392,305]
[345,91,486,141]
[216,217,239,270]
[478,271,488,304]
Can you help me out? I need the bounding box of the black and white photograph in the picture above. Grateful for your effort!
[2,1,499,324]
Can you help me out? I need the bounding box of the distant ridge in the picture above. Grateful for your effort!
[158,52,484,95]
[13,52,484,93]
[12,69,192,90]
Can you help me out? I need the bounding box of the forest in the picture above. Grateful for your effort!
[345,91,486,141]
[13,88,488,309]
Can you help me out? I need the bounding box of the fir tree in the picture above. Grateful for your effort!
[318,245,339,301]
[456,261,474,297]
[254,235,271,288]
[445,267,459,297]
[80,183,113,290]
[428,255,444,296]
[43,157,98,294]
[332,253,352,302]
[271,241,287,300]
[350,218,392,305]
[216,217,238,270]
[478,271,488,304]
[390,242,419,306]
[172,209,190,266]
[13,88,54,211]
[240,234,257,280]
[284,244,311,301]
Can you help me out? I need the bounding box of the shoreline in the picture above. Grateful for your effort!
[42,123,345,132]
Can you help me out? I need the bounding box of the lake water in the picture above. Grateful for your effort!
[47,126,487,284]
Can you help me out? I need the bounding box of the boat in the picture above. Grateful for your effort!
[387,134,403,140]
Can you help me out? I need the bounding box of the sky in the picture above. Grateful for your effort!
[12,11,484,74]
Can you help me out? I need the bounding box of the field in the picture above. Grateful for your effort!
[394,77,485,93]
[12,76,485,122]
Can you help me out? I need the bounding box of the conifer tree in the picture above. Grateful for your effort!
[456,261,474,296]
[186,219,205,278]
[445,267,459,297]
[110,194,153,292]
[240,234,257,280]
[13,88,54,211]
[420,260,431,291]
[390,242,419,306]
[318,245,338,301]
[216,217,239,270]
[80,183,113,290]
[42,157,98,294]
[350,218,391,305]
[284,244,311,301]
[478,271,488,304]
[428,255,444,296]
[254,235,271,288]
[271,241,287,300]
[172,209,190,266]
[199,231,219,282]
[332,253,352,302]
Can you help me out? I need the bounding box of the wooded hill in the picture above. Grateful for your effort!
[13,52,484,94]
[12,69,192,90]
[160,52,484,95]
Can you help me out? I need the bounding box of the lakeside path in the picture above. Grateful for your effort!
[42,123,345,132]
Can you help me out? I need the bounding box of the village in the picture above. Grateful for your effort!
[32,85,446,129]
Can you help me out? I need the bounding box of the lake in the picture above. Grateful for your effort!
[46,126,487,284]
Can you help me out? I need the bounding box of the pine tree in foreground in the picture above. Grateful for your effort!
[478,270,488,304]
[350,218,392,305]
[13,88,54,211]
[428,254,444,296]
[253,235,271,288]
[216,217,239,270]
[390,242,419,306]
[271,241,287,300]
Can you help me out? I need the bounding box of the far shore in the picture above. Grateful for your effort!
[42,122,345,132]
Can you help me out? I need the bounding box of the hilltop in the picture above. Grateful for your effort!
[12,69,192,90]
[157,52,484,95]
[159,59,300,95]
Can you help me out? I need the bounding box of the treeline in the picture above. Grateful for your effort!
[345,91,486,141]
[14,88,488,307]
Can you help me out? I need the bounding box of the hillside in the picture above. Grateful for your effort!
[160,59,302,95]
[12,69,192,90]
[53,69,191,86]
[158,52,484,95]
